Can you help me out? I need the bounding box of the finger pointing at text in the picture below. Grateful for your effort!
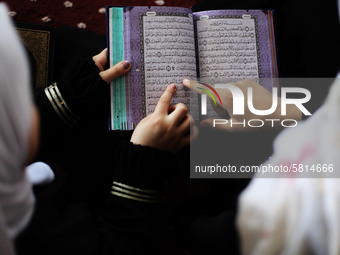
[131,84,198,153]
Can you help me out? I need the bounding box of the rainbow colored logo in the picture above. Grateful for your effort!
[196,81,222,107]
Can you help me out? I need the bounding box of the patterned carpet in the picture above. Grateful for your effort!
[4,0,198,35]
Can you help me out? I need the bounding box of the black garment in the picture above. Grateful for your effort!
[15,27,185,255]
[19,26,248,254]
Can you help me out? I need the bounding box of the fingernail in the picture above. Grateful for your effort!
[121,60,131,70]
[170,84,177,90]
[183,79,190,86]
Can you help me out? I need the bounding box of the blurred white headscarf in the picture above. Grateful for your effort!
[0,3,35,254]
[237,1,340,254]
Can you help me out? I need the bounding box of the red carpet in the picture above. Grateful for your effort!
[4,0,198,35]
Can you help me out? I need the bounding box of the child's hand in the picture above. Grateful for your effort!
[92,48,131,83]
[131,84,199,153]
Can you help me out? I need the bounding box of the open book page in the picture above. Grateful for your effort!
[193,10,278,90]
[140,8,197,115]
[192,10,278,120]
[108,6,197,130]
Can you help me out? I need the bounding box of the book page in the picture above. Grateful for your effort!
[192,10,277,121]
[195,14,259,84]
[142,12,197,115]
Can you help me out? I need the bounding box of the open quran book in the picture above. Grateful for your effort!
[107,6,278,130]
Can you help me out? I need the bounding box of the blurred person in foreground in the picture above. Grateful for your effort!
[0,3,40,254]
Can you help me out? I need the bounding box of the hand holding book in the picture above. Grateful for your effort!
[92,48,198,152]
[92,48,131,83]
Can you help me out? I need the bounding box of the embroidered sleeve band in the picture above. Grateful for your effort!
[111,181,161,203]
[44,83,79,127]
